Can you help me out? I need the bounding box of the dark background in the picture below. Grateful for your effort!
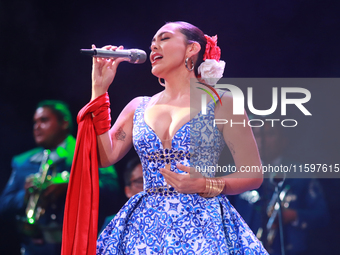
[0,0,339,254]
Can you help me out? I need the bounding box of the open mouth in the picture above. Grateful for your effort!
[151,53,163,64]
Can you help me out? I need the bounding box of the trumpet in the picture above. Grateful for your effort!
[17,148,70,240]
[25,149,51,224]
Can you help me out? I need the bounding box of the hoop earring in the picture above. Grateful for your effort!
[185,57,194,72]
[158,77,165,86]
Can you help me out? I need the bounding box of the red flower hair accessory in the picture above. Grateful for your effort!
[198,34,226,86]
[203,35,221,61]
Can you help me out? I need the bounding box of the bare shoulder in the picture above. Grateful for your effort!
[126,92,162,109]
[118,96,146,118]
[120,91,162,118]
[215,90,237,118]
[220,90,233,104]
[125,96,144,110]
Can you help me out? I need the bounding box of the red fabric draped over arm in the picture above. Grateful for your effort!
[61,93,111,255]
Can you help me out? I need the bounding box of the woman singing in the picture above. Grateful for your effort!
[66,21,268,254]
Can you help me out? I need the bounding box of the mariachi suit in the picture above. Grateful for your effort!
[232,157,329,255]
[0,135,120,255]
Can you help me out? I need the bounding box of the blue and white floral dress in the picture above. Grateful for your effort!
[97,92,268,255]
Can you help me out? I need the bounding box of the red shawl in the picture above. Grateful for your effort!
[61,93,111,255]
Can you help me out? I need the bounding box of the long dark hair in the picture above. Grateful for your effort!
[168,21,207,77]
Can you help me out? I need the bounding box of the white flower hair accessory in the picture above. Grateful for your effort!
[198,34,226,86]
[198,59,226,86]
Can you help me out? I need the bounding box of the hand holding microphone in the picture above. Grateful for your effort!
[89,45,145,99]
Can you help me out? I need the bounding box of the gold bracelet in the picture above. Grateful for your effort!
[199,178,225,198]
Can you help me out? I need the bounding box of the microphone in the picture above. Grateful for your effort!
[80,48,147,64]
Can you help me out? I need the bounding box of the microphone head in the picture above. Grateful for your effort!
[129,49,147,64]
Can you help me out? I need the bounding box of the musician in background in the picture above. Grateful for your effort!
[0,100,120,255]
[232,122,329,255]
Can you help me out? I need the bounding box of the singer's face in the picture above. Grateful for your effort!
[33,107,66,149]
[150,23,188,78]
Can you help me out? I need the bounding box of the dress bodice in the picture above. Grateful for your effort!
[132,91,227,190]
